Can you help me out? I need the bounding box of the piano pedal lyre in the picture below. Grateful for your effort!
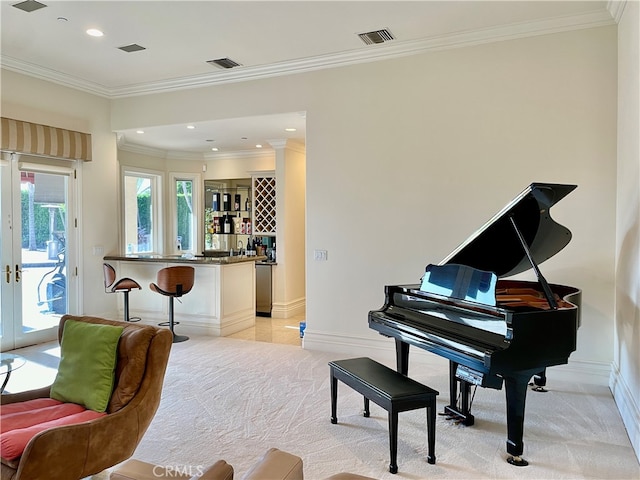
[507,455,529,467]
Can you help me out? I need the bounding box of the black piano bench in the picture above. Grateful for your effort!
[329,357,439,474]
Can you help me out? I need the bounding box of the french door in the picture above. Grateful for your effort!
[1,153,78,351]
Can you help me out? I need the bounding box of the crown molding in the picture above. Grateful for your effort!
[1,57,112,97]
[118,138,275,161]
[607,1,627,23]
[1,9,615,100]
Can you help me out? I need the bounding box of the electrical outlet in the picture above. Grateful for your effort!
[314,249,328,261]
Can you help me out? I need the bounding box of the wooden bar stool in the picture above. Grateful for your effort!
[103,263,141,322]
[150,266,194,343]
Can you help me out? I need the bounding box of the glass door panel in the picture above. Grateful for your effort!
[1,154,72,350]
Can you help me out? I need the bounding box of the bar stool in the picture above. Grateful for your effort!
[149,266,194,343]
[103,263,141,322]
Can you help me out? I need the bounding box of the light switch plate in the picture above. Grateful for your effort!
[314,249,328,261]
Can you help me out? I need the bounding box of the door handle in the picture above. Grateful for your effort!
[5,264,11,283]
[15,264,21,283]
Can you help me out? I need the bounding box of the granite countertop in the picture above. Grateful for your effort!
[104,254,267,265]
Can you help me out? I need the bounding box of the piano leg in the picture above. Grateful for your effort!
[504,373,532,467]
[395,339,409,375]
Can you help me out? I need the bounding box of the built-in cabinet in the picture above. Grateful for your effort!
[204,180,251,252]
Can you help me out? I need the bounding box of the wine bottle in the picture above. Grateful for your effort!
[224,215,230,233]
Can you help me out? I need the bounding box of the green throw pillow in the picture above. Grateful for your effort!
[50,319,124,412]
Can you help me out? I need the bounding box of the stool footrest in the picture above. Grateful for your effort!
[158,321,180,327]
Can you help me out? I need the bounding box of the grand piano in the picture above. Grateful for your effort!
[368,182,581,466]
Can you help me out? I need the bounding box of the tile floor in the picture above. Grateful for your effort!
[228,314,305,346]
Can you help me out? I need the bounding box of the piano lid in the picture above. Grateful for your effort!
[440,183,577,278]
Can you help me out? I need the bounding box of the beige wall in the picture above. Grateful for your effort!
[614,0,640,462]
[271,142,306,317]
[3,22,629,433]
[111,25,618,378]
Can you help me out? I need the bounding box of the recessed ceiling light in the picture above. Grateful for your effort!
[57,16,68,22]
[256,144,262,148]
[211,147,219,152]
[136,130,144,134]
[285,128,297,132]
[187,125,195,129]
[86,28,104,37]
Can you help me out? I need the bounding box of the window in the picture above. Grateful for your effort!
[122,168,162,254]
[170,173,200,254]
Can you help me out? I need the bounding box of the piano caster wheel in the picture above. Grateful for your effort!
[507,455,529,467]
[330,417,337,424]
[389,464,398,474]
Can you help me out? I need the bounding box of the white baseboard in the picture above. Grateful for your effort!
[271,297,305,318]
[610,362,640,463]
[303,329,613,386]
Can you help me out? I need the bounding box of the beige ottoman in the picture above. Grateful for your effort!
[110,458,232,480]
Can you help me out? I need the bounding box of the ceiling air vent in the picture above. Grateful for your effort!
[12,0,47,12]
[118,44,146,53]
[357,28,395,45]
[207,58,242,69]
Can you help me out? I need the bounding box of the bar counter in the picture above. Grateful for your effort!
[104,253,267,264]
[103,253,267,337]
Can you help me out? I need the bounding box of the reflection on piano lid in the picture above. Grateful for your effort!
[420,263,497,306]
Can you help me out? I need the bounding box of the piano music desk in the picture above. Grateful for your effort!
[329,357,439,474]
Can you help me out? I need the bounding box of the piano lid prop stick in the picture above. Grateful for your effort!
[508,215,558,310]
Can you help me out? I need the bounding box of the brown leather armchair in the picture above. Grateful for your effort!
[1,314,173,480]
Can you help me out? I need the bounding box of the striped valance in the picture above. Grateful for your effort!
[1,117,92,161]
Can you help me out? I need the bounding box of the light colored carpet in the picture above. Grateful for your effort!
[106,335,639,480]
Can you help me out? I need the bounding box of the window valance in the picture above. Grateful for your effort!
[1,117,92,161]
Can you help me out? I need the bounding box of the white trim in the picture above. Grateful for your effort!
[610,361,640,462]
[607,1,628,23]
[168,172,201,255]
[118,141,275,161]
[120,166,164,255]
[303,329,614,386]
[271,296,305,319]
[0,9,615,99]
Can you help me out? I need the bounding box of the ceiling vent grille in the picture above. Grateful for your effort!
[118,44,146,53]
[12,0,47,12]
[357,29,395,45]
[207,58,242,69]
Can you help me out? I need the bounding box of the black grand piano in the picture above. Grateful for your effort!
[368,182,581,466]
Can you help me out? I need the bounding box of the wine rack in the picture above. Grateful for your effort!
[252,175,276,235]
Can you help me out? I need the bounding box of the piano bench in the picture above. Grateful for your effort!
[329,357,438,474]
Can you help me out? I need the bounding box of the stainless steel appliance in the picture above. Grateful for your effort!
[256,263,272,316]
